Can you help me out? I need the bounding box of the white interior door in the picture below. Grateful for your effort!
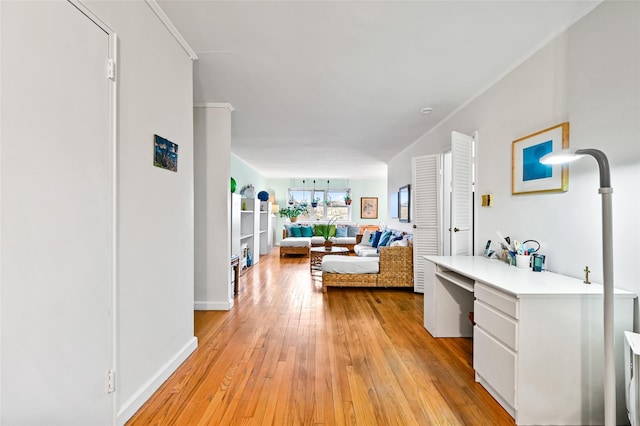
[1,2,114,423]
[450,131,474,256]
[411,154,442,293]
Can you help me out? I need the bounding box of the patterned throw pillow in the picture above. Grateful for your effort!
[360,230,373,247]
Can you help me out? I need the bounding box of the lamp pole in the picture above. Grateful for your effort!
[575,149,615,426]
[541,148,616,424]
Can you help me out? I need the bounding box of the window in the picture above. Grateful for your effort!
[287,188,351,221]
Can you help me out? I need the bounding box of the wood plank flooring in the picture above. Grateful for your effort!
[126,249,515,425]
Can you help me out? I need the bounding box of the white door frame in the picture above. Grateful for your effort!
[70,2,119,423]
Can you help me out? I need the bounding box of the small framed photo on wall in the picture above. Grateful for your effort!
[360,197,378,219]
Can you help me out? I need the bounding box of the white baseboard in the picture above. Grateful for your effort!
[116,336,198,425]
[194,299,234,310]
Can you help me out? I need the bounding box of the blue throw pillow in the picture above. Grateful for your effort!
[290,226,302,237]
[335,227,347,237]
[300,226,313,237]
[347,225,360,237]
[389,235,404,246]
[371,230,383,247]
[378,230,393,247]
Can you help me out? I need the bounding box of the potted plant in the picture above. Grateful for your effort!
[321,216,339,246]
[279,203,308,223]
[344,194,352,205]
[310,197,320,208]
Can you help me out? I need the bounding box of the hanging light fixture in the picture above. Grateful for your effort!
[326,180,331,205]
[311,180,318,208]
[301,179,308,208]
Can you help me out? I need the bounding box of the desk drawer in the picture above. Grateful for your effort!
[474,326,516,408]
[474,300,517,350]
[475,282,518,318]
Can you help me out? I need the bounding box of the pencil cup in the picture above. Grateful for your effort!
[516,254,531,269]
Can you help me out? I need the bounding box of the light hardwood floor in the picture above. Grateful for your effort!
[126,249,515,425]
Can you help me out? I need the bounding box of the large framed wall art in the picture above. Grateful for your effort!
[360,197,378,219]
[398,184,410,222]
[512,122,569,195]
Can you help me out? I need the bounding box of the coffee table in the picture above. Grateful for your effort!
[310,246,349,273]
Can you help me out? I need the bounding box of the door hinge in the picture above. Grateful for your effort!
[107,370,115,393]
[107,59,116,81]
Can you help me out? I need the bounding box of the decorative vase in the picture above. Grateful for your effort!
[290,216,298,223]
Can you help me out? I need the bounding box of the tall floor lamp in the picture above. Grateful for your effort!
[540,148,615,426]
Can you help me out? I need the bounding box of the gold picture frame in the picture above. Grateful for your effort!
[360,197,378,219]
[512,122,569,195]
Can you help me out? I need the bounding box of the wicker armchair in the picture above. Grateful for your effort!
[321,245,414,291]
[378,245,414,287]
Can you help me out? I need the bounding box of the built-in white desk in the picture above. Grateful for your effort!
[424,255,636,426]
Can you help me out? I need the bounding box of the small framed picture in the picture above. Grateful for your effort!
[512,122,569,195]
[154,134,178,172]
[360,197,378,219]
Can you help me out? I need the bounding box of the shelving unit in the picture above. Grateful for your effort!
[259,201,272,255]
[238,198,260,269]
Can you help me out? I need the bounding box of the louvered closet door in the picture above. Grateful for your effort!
[451,131,474,256]
[411,154,442,293]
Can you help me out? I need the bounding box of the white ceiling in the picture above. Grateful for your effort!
[158,0,599,179]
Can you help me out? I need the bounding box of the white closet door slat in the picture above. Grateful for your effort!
[411,154,442,293]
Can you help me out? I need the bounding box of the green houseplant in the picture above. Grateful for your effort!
[279,203,308,222]
[320,216,339,246]
[344,194,352,205]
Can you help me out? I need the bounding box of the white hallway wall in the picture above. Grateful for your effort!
[388,1,640,297]
[194,105,234,311]
[0,1,197,424]
[84,2,197,422]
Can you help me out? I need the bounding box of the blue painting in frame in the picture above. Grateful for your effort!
[512,122,569,195]
[154,134,178,172]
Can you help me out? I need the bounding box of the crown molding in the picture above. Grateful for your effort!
[194,103,235,112]
[145,0,198,60]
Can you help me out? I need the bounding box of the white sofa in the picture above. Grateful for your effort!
[280,223,361,256]
[353,228,412,257]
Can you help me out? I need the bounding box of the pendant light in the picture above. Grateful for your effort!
[311,180,318,208]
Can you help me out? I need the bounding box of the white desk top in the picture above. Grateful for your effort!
[424,255,636,298]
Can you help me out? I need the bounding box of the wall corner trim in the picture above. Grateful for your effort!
[194,103,235,112]
[116,336,198,425]
[194,300,234,311]
[145,0,198,60]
